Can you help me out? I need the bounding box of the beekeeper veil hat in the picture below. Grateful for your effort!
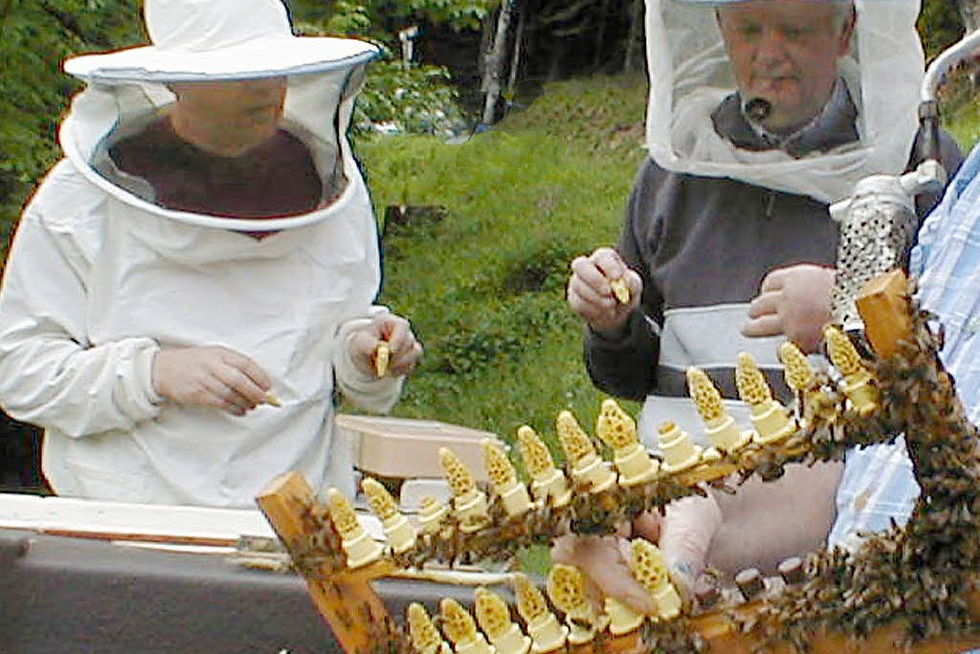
[58,0,380,231]
[644,0,924,204]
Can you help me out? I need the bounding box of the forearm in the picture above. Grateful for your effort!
[0,210,162,436]
[586,161,664,401]
[0,329,162,436]
[333,309,404,413]
[707,461,843,576]
[584,310,660,401]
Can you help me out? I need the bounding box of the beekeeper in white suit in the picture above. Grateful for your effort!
[561,0,962,614]
[0,0,422,508]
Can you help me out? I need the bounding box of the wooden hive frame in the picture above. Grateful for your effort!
[257,270,980,654]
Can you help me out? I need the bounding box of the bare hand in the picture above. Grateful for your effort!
[347,313,422,378]
[567,247,642,336]
[552,497,722,615]
[152,346,272,416]
[551,532,656,615]
[742,264,836,354]
[649,496,723,603]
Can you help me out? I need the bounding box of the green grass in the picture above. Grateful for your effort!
[946,95,980,150]
[938,68,980,152]
[353,76,648,451]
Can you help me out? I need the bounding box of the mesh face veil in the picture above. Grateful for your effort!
[59,0,379,232]
[643,0,925,204]
[59,65,374,232]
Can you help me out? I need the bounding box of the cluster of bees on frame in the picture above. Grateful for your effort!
[304,317,964,654]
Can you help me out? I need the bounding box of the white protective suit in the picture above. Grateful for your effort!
[0,18,398,507]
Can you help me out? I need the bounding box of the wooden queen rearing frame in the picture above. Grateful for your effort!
[257,270,980,654]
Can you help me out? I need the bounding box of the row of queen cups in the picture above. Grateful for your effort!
[320,326,877,653]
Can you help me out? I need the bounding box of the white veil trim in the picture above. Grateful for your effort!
[644,0,925,204]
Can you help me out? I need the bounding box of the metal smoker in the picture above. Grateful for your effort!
[829,29,980,331]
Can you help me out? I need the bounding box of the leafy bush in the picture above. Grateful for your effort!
[295,24,471,137]
[355,59,471,137]
[293,0,493,136]
[292,0,492,34]
[918,0,965,61]
[0,0,142,255]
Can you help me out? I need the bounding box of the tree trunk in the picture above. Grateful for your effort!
[592,0,611,69]
[478,10,495,83]
[953,0,980,88]
[507,7,526,97]
[623,0,644,73]
[955,0,980,30]
[482,0,517,125]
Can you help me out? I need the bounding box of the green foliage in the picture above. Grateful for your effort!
[393,0,491,31]
[0,0,142,260]
[298,1,374,34]
[917,0,964,62]
[292,0,494,34]
[944,82,980,149]
[295,0,481,137]
[355,60,470,136]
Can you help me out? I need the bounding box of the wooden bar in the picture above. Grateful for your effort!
[257,471,980,654]
[855,268,913,358]
[257,472,398,653]
[685,595,980,654]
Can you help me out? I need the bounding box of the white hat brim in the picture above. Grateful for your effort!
[63,36,380,82]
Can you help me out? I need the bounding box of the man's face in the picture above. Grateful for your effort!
[717,0,854,133]
[170,77,288,155]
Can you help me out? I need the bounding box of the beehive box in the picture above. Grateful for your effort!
[337,414,494,483]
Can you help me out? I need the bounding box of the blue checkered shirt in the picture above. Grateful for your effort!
[831,145,980,545]
[831,145,980,548]
[828,148,980,651]
[827,146,980,654]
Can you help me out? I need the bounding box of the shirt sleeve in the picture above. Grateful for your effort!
[332,306,404,413]
[583,160,664,401]
[0,168,163,437]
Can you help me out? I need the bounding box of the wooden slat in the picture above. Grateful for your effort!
[258,471,979,653]
[583,596,980,654]
[255,272,979,654]
[855,268,913,358]
[256,472,396,654]
[687,594,980,653]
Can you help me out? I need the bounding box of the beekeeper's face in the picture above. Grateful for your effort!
[169,77,288,156]
[717,0,854,133]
